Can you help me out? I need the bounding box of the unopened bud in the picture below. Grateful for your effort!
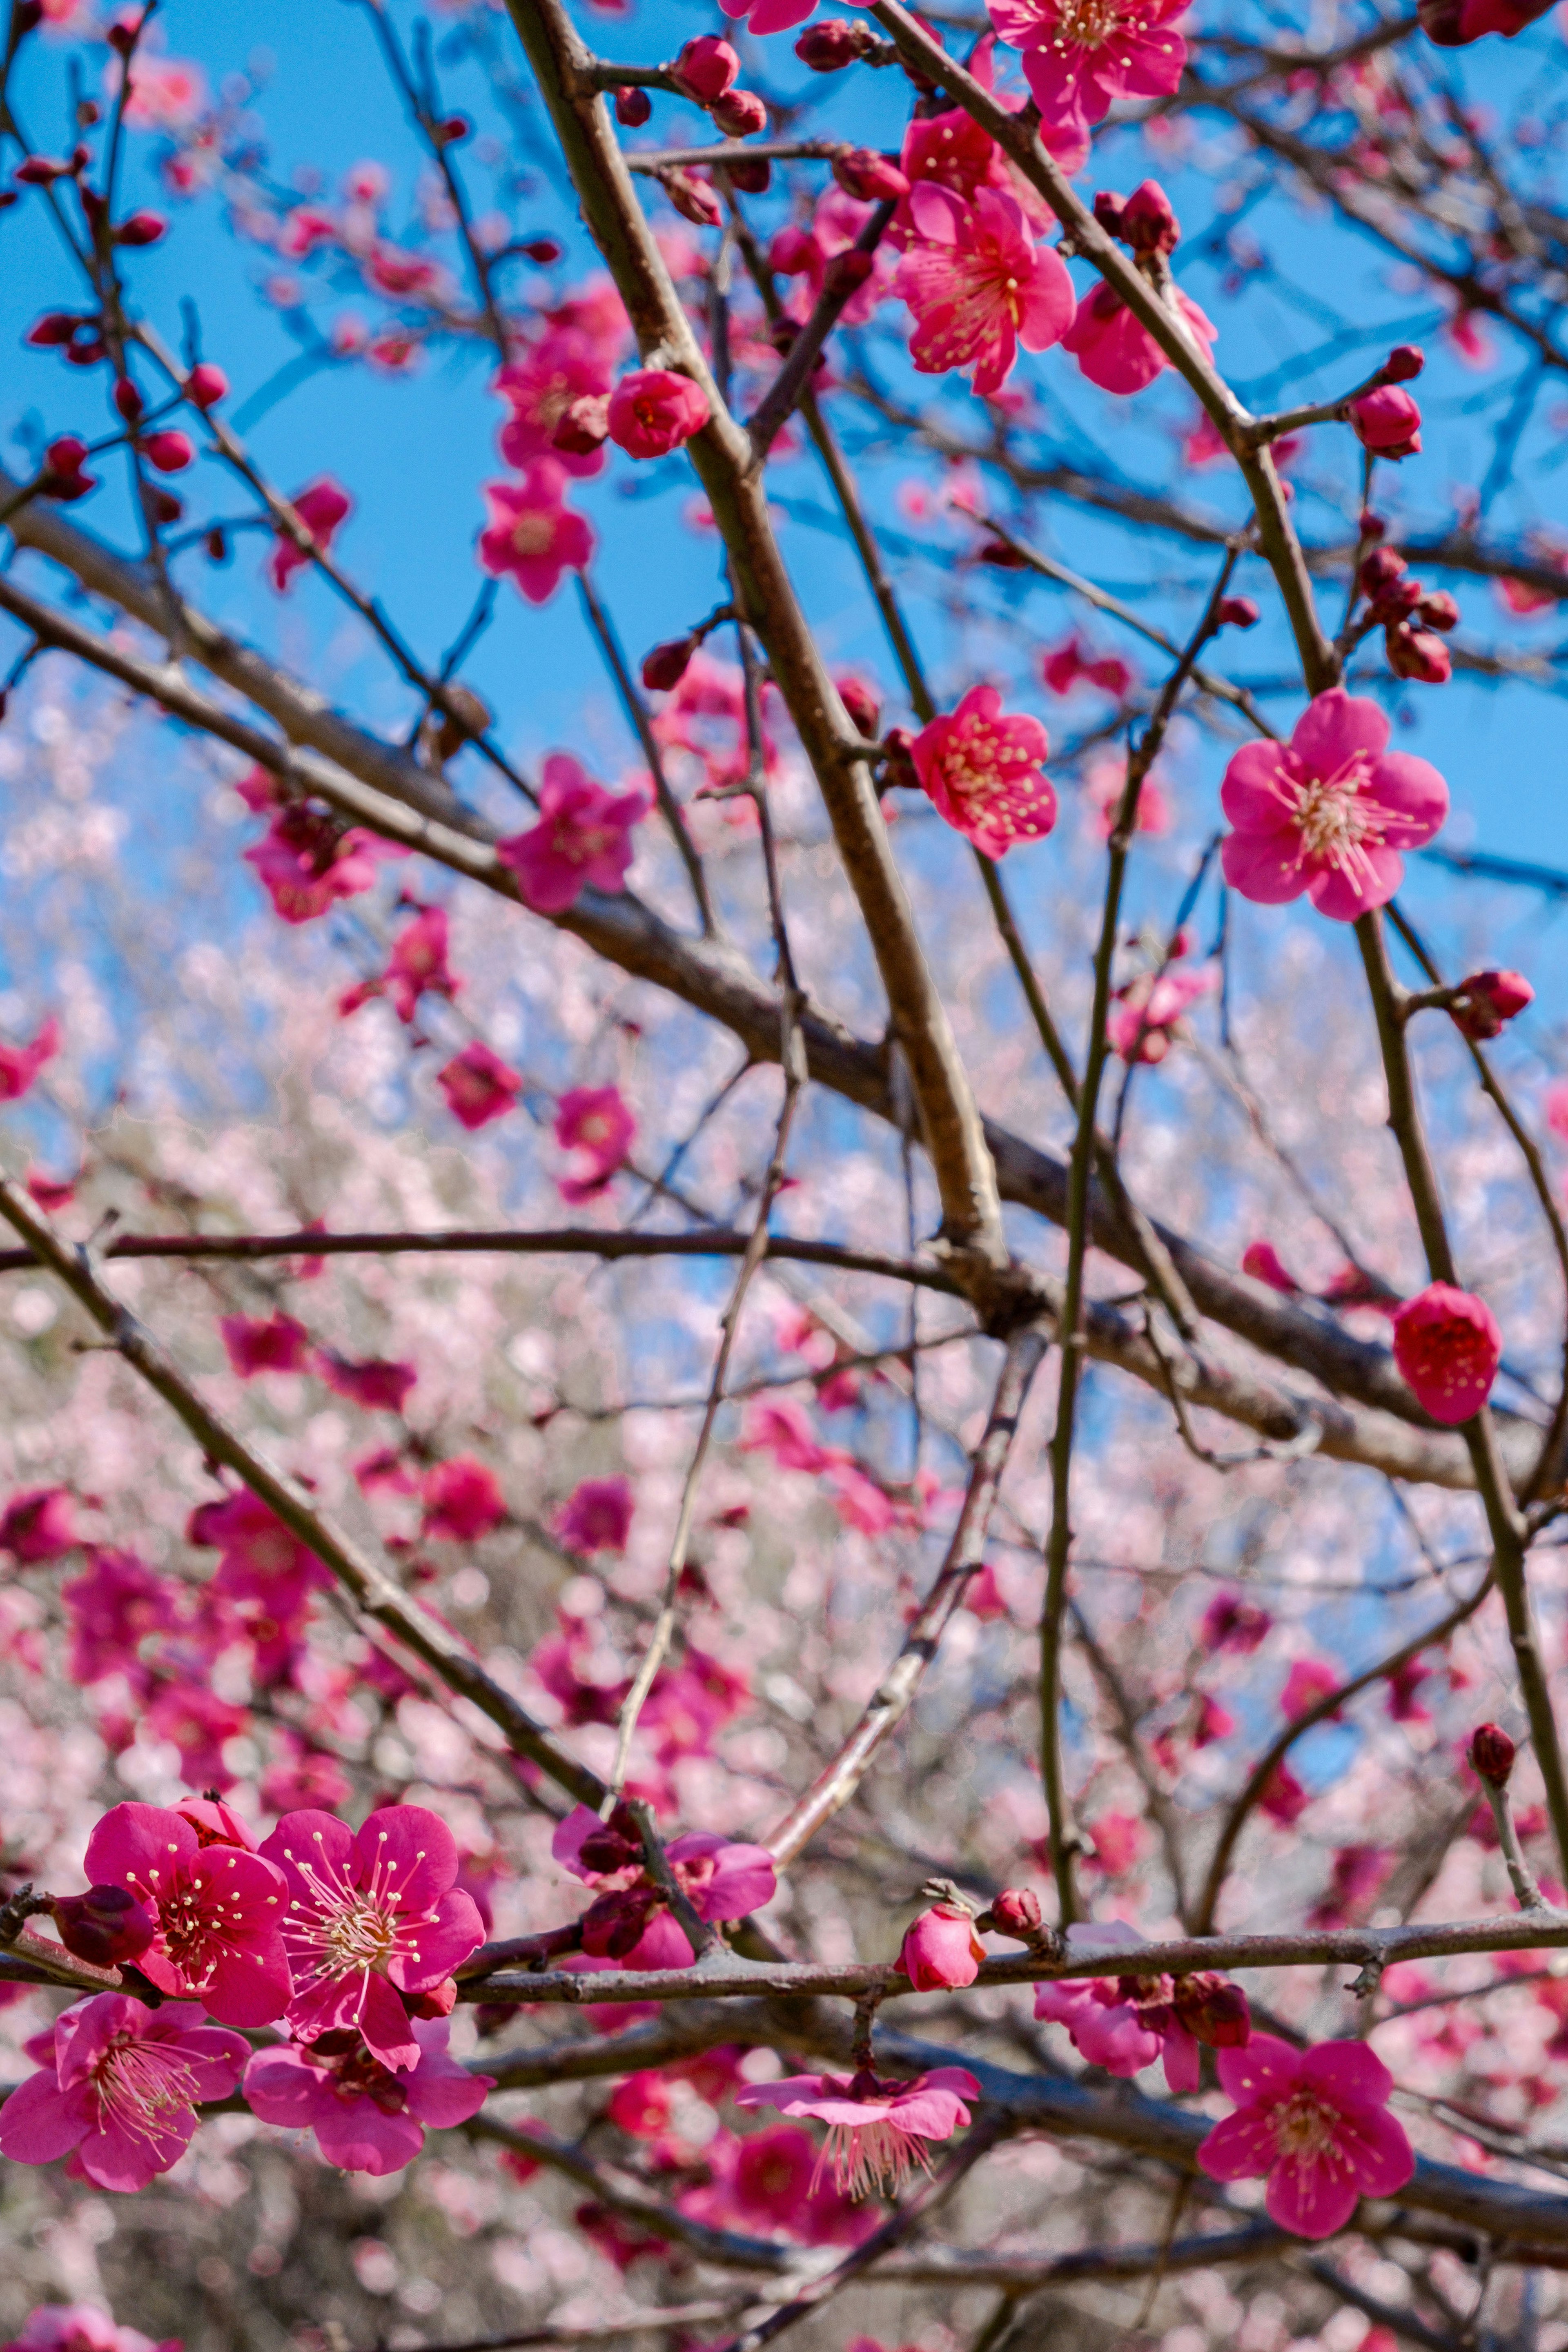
[51,1885,156,1967]
[106,20,136,53]
[835,674,881,739]
[185,361,227,410]
[726,158,771,194]
[831,146,909,202]
[614,87,652,127]
[1359,545,1407,598]
[1382,343,1425,382]
[642,635,697,692]
[114,209,165,247]
[580,1884,664,1959]
[1469,1723,1516,1786]
[113,374,144,423]
[1172,1970,1251,2047]
[673,35,739,102]
[987,1887,1043,1939]
[143,428,193,474]
[823,246,875,298]
[662,167,723,228]
[796,16,879,67]
[24,311,80,347]
[1216,596,1260,628]
[709,87,767,138]
[880,724,918,794]
[1358,508,1387,540]
[434,113,471,146]
[1417,588,1459,631]
[1450,969,1532,1042]
[522,237,561,264]
[149,487,183,524]
[551,392,611,455]
[205,524,229,562]
[1385,622,1451,684]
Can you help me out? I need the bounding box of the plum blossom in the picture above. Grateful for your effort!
[1391,1282,1502,1424]
[898,1902,984,1990]
[735,2067,982,2197]
[0,1993,247,2192]
[682,2122,865,2243]
[1197,2034,1414,2237]
[219,1313,312,1378]
[895,186,1072,396]
[258,1806,486,2070]
[910,683,1056,858]
[83,1800,293,2027]
[1064,280,1218,393]
[435,1041,523,1129]
[496,332,614,477]
[719,0,817,35]
[269,479,352,592]
[422,1454,506,1541]
[556,1475,635,1553]
[497,755,648,913]
[988,0,1187,162]
[1218,688,1448,920]
[1036,1928,1249,2091]
[553,1805,776,1967]
[555,1085,636,1201]
[244,805,404,925]
[1,2306,172,2352]
[0,1017,60,1101]
[606,369,711,458]
[1042,635,1134,697]
[479,463,595,603]
[1105,967,1214,1064]
[339,905,459,1024]
[243,2017,493,2174]
[316,1351,418,1412]
[0,1486,80,1561]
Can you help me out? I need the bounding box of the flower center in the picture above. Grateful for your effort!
[1270,2089,1341,2165]
[818,2116,930,2200]
[1291,757,1382,867]
[1051,0,1134,50]
[318,1889,400,1972]
[94,2035,199,2145]
[510,512,557,557]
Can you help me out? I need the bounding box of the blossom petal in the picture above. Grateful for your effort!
[1306,845,1402,920]
[83,1802,199,1898]
[1290,686,1389,773]
[1368,752,1449,846]
[1299,2039,1394,2109]
[1221,826,1310,905]
[1219,743,1298,835]
[0,2066,93,2163]
[1195,2105,1278,2181]
[1264,2155,1361,2239]
[1215,2034,1304,2105]
[353,1803,459,1918]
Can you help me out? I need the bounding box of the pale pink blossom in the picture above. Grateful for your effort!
[0,1993,247,2192]
[911,683,1056,858]
[735,2067,982,2197]
[895,185,1072,396]
[1219,688,1448,920]
[243,2017,492,2174]
[1197,2034,1414,2237]
[497,755,647,913]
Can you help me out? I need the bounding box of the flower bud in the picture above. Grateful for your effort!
[1469,1722,1516,1787]
[1358,508,1387,540]
[1385,622,1450,684]
[709,87,767,138]
[987,1886,1042,1939]
[185,362,228,410]
[880,724,918,793]
[1216,596,1260,628]
[51,1885,156,1967]
[1359,545,1407,599]
[823,246,875,298]
[205,524,229,562]
[1382,343,1425,382]
[662,168,724,229]
[1120,178,1180,254]
[898,1902,984,1991]
[1416,588,1459,631]
[726,158,771,194]
[106,20,136,53]
[149,487,182,523]
[580,1884,664,1959]
[434,113,471,146]
[113,374,144,423]
[796,17,880,67]
[1450,969,1532,1042]
[1351,384,1422,459]
[578,1802,643,1875]
[673,36,739,102]
[643,635,697,692]
[143,428,194,474]
[551,391,611,455]
[41,436,94,500]
[14,153,76,185]
[831,146,909,202]
[522,237,561,264]
[614,86,652,127]
[24,311,80,347]
[114,209,166,247]
[835,674,881,739]
[1172,1970,1251,2047]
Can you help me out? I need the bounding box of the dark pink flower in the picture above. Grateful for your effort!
[1242,1241,1299,1295]
[895,185,1072,396]
[2,2306,169,2352]
[219,1312,312,1379]
[83,1801,292,2026]
[1351,385,1422,459]
[555,1085,636,1202]
[435,1041,523,1130]
[495,332,613,478]
[1309,1847,1397,1930]
[0,1486,80,1562]
[1200,1590,1271,1653]
[62,1549,178,1693]
[0,1993,247,2192]
[1391,1282,1501,1424]
[315,1351,418,1412]
[1260,1763,1310,1826]
[1064,280,1217,394]
[990,0,1187,157]
[555,1475,635,1554]
[341,905,459,1024]
[1450,968,1532,1041]
[478,463,594,604]
[269,478,351,592]
[141,1684,254,1793]
[735,2066,981,2197]
[244,806,403,926]
[1105,967,1214,1065]
[606,369,710,459]
[0,1017,60,1102]
[1198,2034,1413,2237]
[258,1805,486,2070]
[422,1454,506,1541]
[1219,688,1448,920]
[911,683,1056,858]
[243,2016,492,2174]
[682,2121,866,2244]
[1042,634,1134,698]
[719,0,817,33]
[497,754,647,913]
[1281,1659,1341,1720]
[897,1903,984,1991]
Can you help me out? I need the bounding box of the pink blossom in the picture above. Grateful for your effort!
[895,186,1072,396]
[244,805,402,925]
[84,1801,292,2026]
[911,683,1056,858]
[735,2066,981,2197]
[269,478,352,592]
[219,1313,312,1379]
[1242,1241,1300,1295]
[478,463,594,603]
[0,1993,247,2192]
[495,332,613,477]
[1391,1282,1502,1424]
[0,1486,80,1562]
[741,1395,834,1473]
[258,1805,486,2070]
[1042,635,1134,698]
[719,0,819,37]
[1310,1846,1396,1929]
[1219,688,1448,920]
[0,1016,60,1102]
[555,1085,637,1202]
[435,1042,523,1130]
[898,1903,984,1990]
[340,905,459,1024]
[1083,1811,1145,1875]
[606,369,711,459]
[683,2121,865,2243]
[1035,1974,1165,2076]
[1197,2034,1414,2237]
[555,1476,635,1553]
[260,1733,353,1817]
[1106,967,1214,1064]
[62,1550,178,1691]
[1200,1591,1272,1653]
[989,0,1188,158]
[315,1351,418,1412]
[1064,281,1218,393]
[2,2306,171,2352]
[1280,1659,1342,1719]
[497,754,647,913]
[116,53,208,132]
[422,1454,506,1541]
[1260,1763,1310,1826]
[25,1167,76,1211]
[243,2016,492,2174]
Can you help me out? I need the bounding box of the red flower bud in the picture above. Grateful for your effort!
[114,209,166,247]
[726,158,771,194]
[1469,1722,1516,1786]
[106,20,136,53]
[823,247,875,298]
[551,392,611,455]
[674,36,740,102]
[1359,545,1408,598]
[880,724,919,793]
[987,1886,1042,1939]
[1416,588,1459,631]
[25,311,81,347]
[614,87,652,128]
[1172,1970,1251,2047]
[113,374,144,423]
[709,87,767,138]
[522,238,561,264]
[796,17,879,67]
[1120,177,1180,254]
[642,635,697,692]
[1216,596,1260,628]
[580,1884,664,1959]
[434,113,471,146]
[1382,343,1425,382]
[835,674,881,739]
[185,362,228,410]
[142,429,194,474]
[831,146,909,202]
[14,154,76,185]
[1358,508,1387,540]
[1450,969,1532,1042]
[51,1885,156,1967]
[1351,384,1422,460]
[149,487,183,524]
[1385,622,1451,684]
[662,168,724,229]
[41,436,94,499]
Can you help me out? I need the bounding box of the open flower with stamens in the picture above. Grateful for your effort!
[910,684,1055,859]
[243,2017,493,2175]
[83,1801,292,2027]
[258,1805,485,2070]
[1196,2034,1413,2238]
[987,0,1188,161]
[895,185,1073,396]
[1218,688,1448,920]
[735,2067,981,2198]
[0,1993,247,2192]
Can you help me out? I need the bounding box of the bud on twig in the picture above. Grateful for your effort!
[796,17,881,69]
[1449,969,1532,1042]
[641,635,697,692]
[51,1885,156,1968]
[831,146,909,202]
[614,87,651,128]
[1470,1722,1516,1786]
[709,87,768,138]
